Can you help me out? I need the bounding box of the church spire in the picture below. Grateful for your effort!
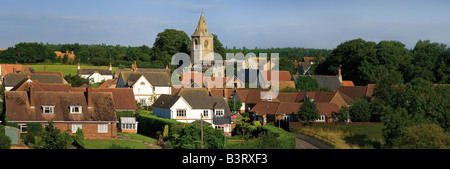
[192,11,212,37]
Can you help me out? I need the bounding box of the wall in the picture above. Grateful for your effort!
[18,122,117,139]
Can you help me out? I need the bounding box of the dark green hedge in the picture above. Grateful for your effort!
[227,124,296,149]
[136,114,180,137]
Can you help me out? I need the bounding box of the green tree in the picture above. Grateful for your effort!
[0,125,11,149]
[64,74,90,87]
[295,76,319,92]
[279,57,295,74]
[213,34,226,60]
[228,99,242,113]
[297,98,319,125]
[397,123,450,149]
[349,97,371,122]
[34,122,74,149]
[73,128,85,149]
[152,29,191,65]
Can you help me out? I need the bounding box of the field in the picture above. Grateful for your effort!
[290,123,384,149]
[27,64,119,76]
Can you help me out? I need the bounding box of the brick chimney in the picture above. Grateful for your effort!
[109,63,112,71]
[132,61,137,72]
[166,64,169,69]
[337,65,342,83]
[78,62,80,70]
[86,86,93,109]
[29,85,35,109]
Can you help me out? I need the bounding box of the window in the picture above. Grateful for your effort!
[98,124,108,133]
[140,82,145,85]
[316,115,325,122]
[215,126,224,130]
[215,109,224,116]
[70,106,82,114]
[122,123,136,130]
[203,110,209,117]
[90,78,95,83]
[19,124,28,133]
[42,106,55,114]
[268,95,272,101]
[140,99,147,106]
[177,109,186,117]
[72,124,82,133]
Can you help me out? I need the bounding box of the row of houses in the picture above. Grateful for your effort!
[1,60,374,141]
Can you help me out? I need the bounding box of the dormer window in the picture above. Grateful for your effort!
[70,106,82,114]
[42,106,55,114]
[215,109,224,116]
[140,82,145,85]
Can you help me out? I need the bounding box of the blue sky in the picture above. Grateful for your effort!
[1,0,449,49]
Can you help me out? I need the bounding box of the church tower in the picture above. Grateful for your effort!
[191,12,214,63]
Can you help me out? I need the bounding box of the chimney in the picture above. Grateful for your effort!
[224,88,227,98]
[109,63,112,71]
[12,66,16,73]
[78,62,80,70]
[29,85,35,109]
[166,64,169,69]
[132,61,137,72]
[86,86,93,109]
[338,66,342,83]
[71,51,74,55]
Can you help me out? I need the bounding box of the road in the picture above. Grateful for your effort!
[291,133,333,149]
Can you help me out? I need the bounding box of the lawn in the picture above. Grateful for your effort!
[27,64,119,76]
[291,123,384,149]
[84,132,158,149]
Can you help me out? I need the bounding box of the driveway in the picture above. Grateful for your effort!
[291,133,333,149]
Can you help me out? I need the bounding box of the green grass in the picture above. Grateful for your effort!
[291,123,385,149]
[84,132,157,149]
[27,64,118,76]
[84,139,149,149]
[118,132,158,145]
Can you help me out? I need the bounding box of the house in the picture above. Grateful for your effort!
[98,79,118,88]
[3,72,67,91]
[77,63,113,84]
[11,79,137,112]
[0,64,22,85]
[5,87,118,139]
[337,84,376,101]
[152,88,232,133]
[55,51,76,61]
[232,88,269,113]
[116,68,171,106]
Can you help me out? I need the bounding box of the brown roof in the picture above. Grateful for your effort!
[276,102,302,115]
[208,88,234,98]
[120,71,171,87]
[315,102,339,115]
[4,73,66,86]
[260,71,292,81]
[337,84,376,99]
[0,64,22,76]
[78,69,112,75]
[342,81,355,86]
[11,80,72,92]
[73,88,137,111]
[98,79,117,88]
[5,90,117,122]
[250,101,280,116]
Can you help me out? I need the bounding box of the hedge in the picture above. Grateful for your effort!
[227,124,296,149]
[136,114,180,137]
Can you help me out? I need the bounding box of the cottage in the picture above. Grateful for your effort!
[152,88,232,133]
[77,63,113,84]
[3,72,67,91]
[5,87,118,139]
[116,68,171,106]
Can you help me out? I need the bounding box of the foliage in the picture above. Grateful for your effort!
[64,73,90,87]
[135,114,180,138]
[32,122,74,149]
[24,122,43,145]
[295,76,319,92]
[0,125,11,149]
[349,97,371,122]
[228,99,242,112]
[227,124,296,149]
[73,128,85,149]
[169,123,224,149]
[338,106,350,123]
[297,98,320,125]
[396,123,450,149]
[225,47,332,62]
[279,57,295,74]
[163,124,169,139]
[233,121,255,139]
[152,29,191,66]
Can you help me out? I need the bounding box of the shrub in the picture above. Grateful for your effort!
[0,125,11,149]
[397,123,450,149]
[136,114,180,137]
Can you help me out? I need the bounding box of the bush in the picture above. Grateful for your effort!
[0,125,11,149]
[349,97,371,122]
[169,123,225,149]
[136,114,180,137]
[227,124,296,149]
[397,123,450,149]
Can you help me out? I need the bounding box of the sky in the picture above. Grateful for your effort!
[1,0,450,50]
